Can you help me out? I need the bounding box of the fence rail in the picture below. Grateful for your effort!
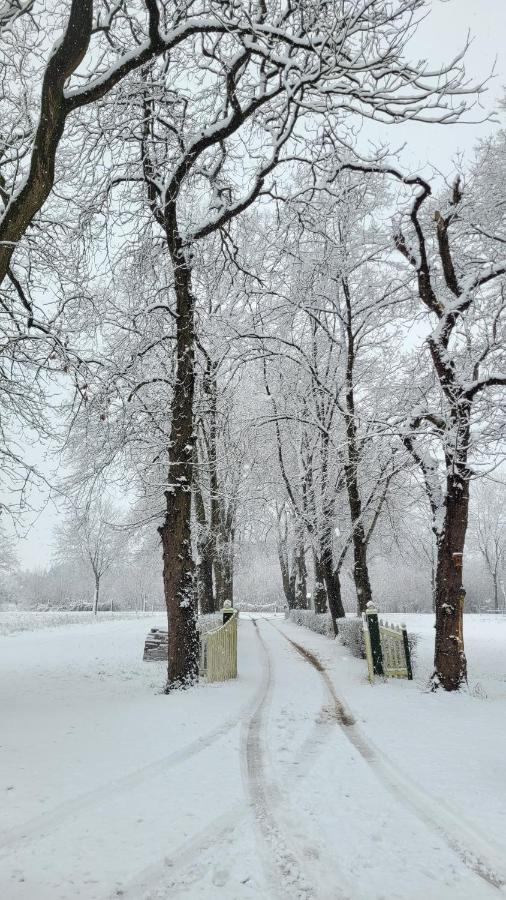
[199,612,238,683]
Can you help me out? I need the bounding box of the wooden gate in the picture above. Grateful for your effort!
[199,612,238,683]
[362,605,412,683]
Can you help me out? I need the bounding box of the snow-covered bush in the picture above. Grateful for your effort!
[336,617,366,658]
[197,613,223,634]
[286,609,335,638]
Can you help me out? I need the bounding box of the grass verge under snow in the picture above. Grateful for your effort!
[0,609,163,636]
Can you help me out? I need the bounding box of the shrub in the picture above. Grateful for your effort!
[336,617,366,658]
[292,611,419,671]
[197,612,223,633]
[286,609,335,638]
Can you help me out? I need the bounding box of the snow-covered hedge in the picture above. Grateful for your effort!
[286,609,335,638]
[336,617,366,658]
[287,611,419,670]
[197,612,223,633]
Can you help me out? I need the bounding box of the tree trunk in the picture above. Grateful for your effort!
[223,532,234,606]
[214,526,235,608]
[159,254,199,691]
[433,476,469,691]
[320,547,345,629]
[276,506,297,609]
[342,276,373,615]
[278,540,296,608]
[493,571,499,614]
[294,540,308,609]
[499,578,506,612]
[197,552,215,615]
[201,360,235,611]
[312,551,328,614]
[93,573,100,615]
[350,524,373,614]
[194,477,216,615]
[344,441,374,613]
[319,432,345,626]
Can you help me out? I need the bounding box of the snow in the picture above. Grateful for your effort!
[0,610,161,637]
[0,612,505,898]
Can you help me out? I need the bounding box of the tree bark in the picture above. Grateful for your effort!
[293,534,308,609]
[433,475,469,690]
[203,362,235,610]
[320,542,345,629]
[312,551,328,614]
[432,407,470,691]
[214,524,235,608]
[93,573,100,616]
[278,544,296,608]
[197,552,215,615]
[342,277,374,614]
[493,572,499,614]
[194,477,216,615]
[159,252,199,690]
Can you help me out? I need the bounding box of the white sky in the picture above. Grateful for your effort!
[364,0,506,172]
[11,0,506,569]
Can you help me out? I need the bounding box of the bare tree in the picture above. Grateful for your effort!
[0,519,18,575]
[0,1,248,506]
[242,171,404,619]
[55,498,122,614]
[36,1,484,689]
[334,160,506,689]
[469,480,506,613]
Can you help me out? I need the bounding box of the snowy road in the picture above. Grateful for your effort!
[1,615,505,899]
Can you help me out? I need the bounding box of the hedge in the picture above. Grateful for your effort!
[286,609,335,638]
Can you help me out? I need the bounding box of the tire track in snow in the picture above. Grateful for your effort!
[109,621,341,900]
[0,675,260,858]
[272,620,506,894]
[109,801,246,899]
[0,619,338,900]
[244,619,348,900]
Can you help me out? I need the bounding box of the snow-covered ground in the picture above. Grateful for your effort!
[0,610,162,637]
[0,612,505,899]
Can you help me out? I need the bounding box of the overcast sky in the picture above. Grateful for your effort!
[366,0,505,171]
[11,0,506,570]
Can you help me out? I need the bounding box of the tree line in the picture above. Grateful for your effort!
[0,1,505,692]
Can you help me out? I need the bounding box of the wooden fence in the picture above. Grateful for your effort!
[199,612,238,683]
[362,605,412,683]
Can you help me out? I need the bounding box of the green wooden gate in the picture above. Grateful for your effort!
[362,605,412,683]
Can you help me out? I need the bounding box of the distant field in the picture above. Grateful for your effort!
[0,609,165,637]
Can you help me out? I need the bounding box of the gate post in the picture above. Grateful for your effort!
[401,623,413,680]
[366,603,384,677]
